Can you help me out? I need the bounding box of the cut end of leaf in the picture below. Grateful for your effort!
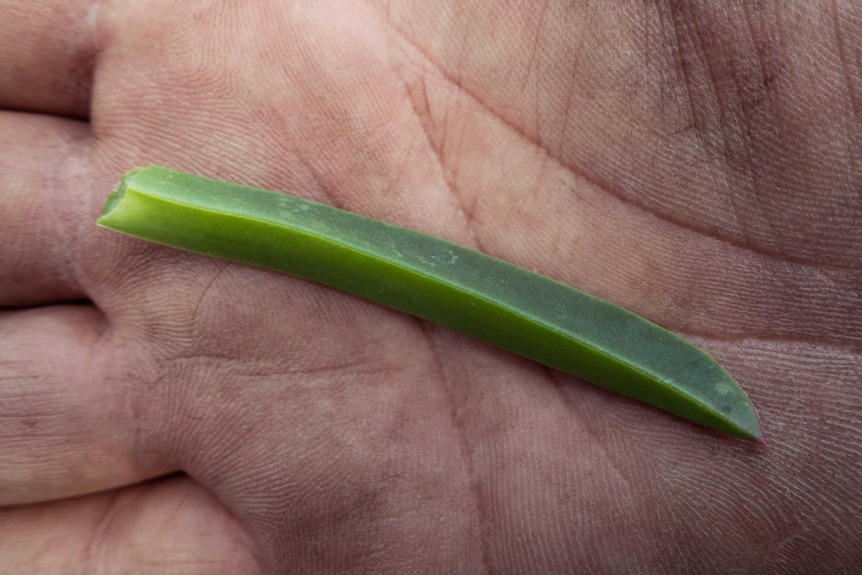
[98,167,141,223]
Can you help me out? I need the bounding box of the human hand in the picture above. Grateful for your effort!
[1,1,860,573]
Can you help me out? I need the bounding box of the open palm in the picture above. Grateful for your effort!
[1,1,860,573]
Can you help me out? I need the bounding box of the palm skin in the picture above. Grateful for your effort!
[1,1,860,573]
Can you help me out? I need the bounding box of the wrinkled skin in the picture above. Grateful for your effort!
[1,1,860,573]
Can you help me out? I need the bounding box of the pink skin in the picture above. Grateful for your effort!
[0,1,859,572]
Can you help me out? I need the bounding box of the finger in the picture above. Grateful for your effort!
[0,112,106,306]
[0,0,100,117]
[0,305,165,505]
[0,476,259,574]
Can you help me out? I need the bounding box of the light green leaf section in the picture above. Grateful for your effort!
[97,166,765,442]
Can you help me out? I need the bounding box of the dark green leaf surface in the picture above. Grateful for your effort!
[97,166,765,442]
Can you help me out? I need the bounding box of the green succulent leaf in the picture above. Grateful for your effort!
[97,165,765,443]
